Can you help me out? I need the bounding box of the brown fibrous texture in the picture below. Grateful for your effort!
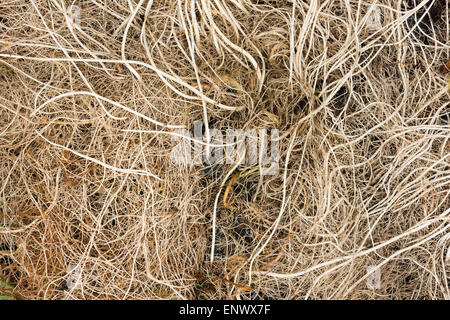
[0,0,449,299]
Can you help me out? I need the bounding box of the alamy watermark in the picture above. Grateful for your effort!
[170,121,280,175]
[66,264,82,290]
[67,5,81,29]
[366,266,381,289]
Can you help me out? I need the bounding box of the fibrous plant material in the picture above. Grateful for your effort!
[0,0,449,300]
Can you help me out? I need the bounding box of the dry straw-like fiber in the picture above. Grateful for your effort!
[0,0,449,299]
